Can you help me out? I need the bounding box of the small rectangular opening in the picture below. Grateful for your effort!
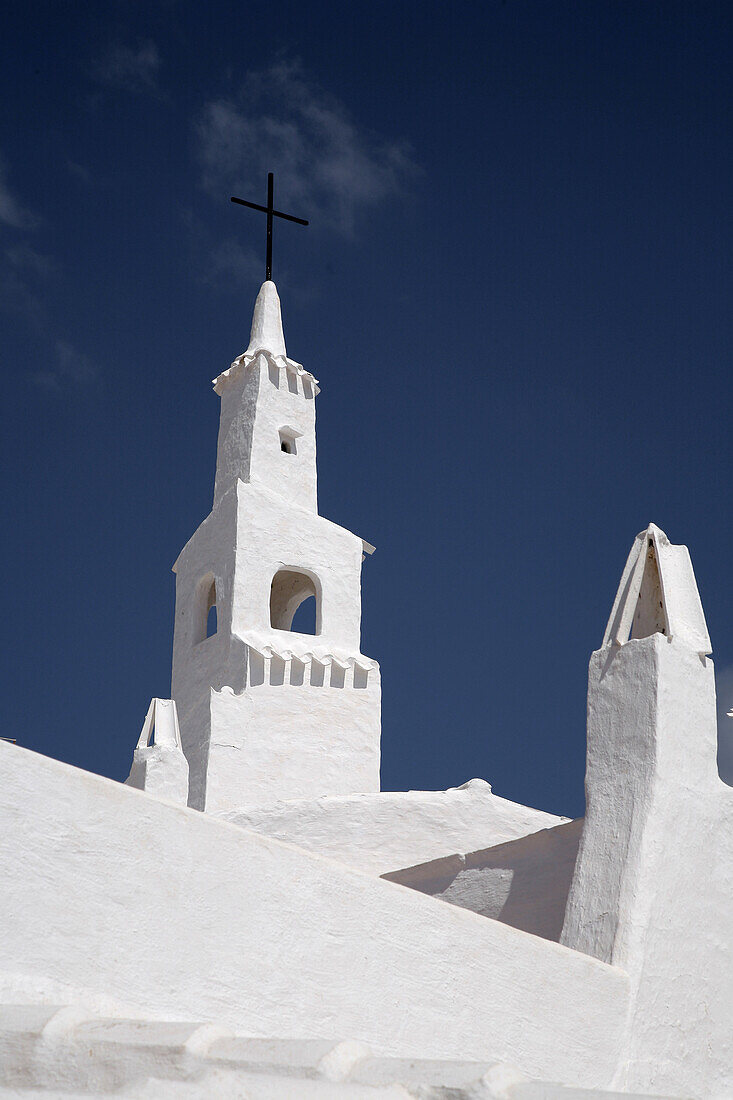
[279,429,297,455]
[354,666,369,689]
[310,659,325,687]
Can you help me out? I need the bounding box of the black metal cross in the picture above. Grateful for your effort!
[230,173,308,282]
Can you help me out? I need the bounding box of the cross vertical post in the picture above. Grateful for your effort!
[266,172,274,282]
[230,174,309,283]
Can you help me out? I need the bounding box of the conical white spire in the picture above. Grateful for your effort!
[245,280,287,358]
[602,522,711,654]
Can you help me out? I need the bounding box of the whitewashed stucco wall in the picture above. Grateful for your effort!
[0,741,629,1090]
[563,635,733,1099]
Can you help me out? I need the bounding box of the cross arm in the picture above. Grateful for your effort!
[230,196,309,226]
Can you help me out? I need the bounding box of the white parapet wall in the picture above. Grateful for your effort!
[202,665,381,813]
[0,740,629,1091]
[0,1005,673,1098]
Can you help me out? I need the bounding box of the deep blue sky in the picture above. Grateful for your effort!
[3,1,733,818]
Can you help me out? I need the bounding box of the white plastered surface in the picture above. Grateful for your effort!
[0,740,629,1090]
[218,778,567,875]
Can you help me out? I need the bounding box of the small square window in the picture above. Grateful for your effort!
[279,430,297,455]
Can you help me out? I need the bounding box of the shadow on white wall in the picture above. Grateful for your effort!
[715,664,733,785]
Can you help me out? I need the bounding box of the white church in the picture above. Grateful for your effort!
[1,276,731,1100]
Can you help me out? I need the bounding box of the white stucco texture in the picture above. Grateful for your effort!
[0,740,629,1091]
[603,523,711,654]
[384,818,582,943]
[562,525,733,1100]
[0,1004,670,1098]
[125,698,188,805]
[244,278,288,358]
[218,778,567,875]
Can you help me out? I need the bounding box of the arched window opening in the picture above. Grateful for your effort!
[195,574,218,644]
[291,595,316,634]
[270,569,320,635]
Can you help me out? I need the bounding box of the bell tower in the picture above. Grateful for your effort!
[171,281,381,813]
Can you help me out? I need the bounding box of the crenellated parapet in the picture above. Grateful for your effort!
[238,643,376,690]
[213,348,320,398]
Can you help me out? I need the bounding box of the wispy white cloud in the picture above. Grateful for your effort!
[0,265,43,322]
[5,243,56,278]
[1,242,55,319]
[0,156,36,229]
[203,239,262,291]
[196,60,417,236]
[0,155,93,388]
[91,40,161,95]
[0,166,46,319]
[56,340,97,382]
[66,160,93,186]
[181,206,263,296]
[715,664,733,786]
[31,340,98,391]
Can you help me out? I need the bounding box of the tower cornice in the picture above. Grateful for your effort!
[212,349,320,397]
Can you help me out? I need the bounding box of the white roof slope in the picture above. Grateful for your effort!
[218,779,567,876]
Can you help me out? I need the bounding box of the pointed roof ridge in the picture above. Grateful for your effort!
[212,281,321,394]
[602,522,711,654]
[135,698,182,751]
[245,280,286,358]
